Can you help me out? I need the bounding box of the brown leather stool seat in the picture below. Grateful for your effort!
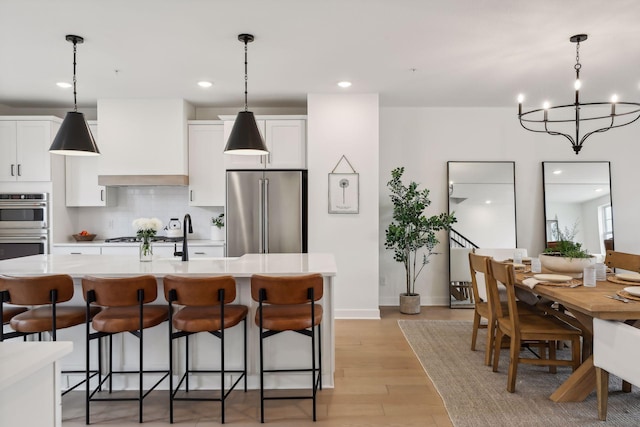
[173,305,248,333]
[82,275,170,424]
[2,306,28,324]
[164,275,248,424]
[256,304,323,331]
[251,273,324,423]
[92,305,168,333]
[12,305,102,333]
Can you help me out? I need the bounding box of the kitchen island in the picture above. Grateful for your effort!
[0,253,337,391]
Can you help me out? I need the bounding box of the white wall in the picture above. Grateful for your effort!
[307,94,380,319]
[379,107,640,306]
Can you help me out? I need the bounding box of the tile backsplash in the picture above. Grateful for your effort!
[73,187,222,240]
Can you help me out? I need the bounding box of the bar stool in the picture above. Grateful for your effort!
[164,275,248,424]
[251,273,323,423]
[82,275,169,424]
[0,274,102,394]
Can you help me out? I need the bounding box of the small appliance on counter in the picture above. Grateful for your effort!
[165,218,182,238]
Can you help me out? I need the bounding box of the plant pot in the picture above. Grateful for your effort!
[211,226,225,241]
[539,253,596,278]
[399,293,421,315]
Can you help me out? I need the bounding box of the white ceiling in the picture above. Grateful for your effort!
[2,0,640,110]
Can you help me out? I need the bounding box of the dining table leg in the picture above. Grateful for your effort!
[549,355,596,402]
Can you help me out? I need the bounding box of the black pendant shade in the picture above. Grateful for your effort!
[49,34,100,156]
[50,111,100,156]
[224,33,268,155]
[224,111,268,155]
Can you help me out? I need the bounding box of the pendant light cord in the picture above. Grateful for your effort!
[244,39,248,112]
[72,39,78,112]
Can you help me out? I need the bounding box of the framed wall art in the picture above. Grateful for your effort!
[328,155,359,214]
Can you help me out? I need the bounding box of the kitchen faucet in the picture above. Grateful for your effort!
[173,213,193,261]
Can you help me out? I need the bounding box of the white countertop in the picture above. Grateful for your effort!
[0,253,337,278]
[0,341,73,390]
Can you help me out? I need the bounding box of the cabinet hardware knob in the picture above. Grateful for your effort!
[17,164,21,176]
[10,164,15,176]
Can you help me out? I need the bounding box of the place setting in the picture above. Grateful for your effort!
[522,273,582,289]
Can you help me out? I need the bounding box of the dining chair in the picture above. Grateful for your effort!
[468,253,497,366]
[604,250,640,273]
[489,259,582,393]
[593,318,640,421]
[470,254,539,366]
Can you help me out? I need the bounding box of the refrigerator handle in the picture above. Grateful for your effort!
[264,178,269,253]
[258,178,264,253]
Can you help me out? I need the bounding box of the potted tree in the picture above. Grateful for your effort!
[385,167,456,314]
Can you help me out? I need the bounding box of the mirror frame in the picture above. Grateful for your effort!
[447,161,517,308]
[541,161,614,253]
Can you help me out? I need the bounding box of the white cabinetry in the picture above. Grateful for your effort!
[188,122,225,206]
[0,117,60,182]
[221,116,306,170]
[190,245,224,258]
[52,245,101,255]
[65,122,116,207]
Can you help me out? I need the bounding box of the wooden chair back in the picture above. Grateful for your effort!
[468,252,490,306]
[469,253,503,318]
[604,250,640,272]
[488,259,518,327]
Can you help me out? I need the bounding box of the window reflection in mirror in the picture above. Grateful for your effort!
[542,161,613,257]
[447,161,516,307]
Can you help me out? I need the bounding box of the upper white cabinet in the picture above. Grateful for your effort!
[222,116,306,170]
[188,122,225,206]
[65,122,116,207]
[0,118,60,182]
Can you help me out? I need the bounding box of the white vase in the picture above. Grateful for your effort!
[539,253,595,278]
[211,226,225,241]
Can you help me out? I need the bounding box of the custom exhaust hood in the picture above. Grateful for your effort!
[96,99,194,186]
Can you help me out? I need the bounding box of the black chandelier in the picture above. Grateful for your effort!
[517,34,640,155]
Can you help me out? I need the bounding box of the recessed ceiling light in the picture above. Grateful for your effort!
[198,81,213,88]
[595,188,603,192]
[485,200,492,204]
[56,82,72,88]
[553,170,562,175]
[337,81,352,88]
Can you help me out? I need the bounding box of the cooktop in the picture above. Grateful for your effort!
[104,236,184,243]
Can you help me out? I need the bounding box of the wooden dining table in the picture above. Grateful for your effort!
[515,272,640,402]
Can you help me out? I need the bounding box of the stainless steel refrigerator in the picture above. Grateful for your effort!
[226,170,307,257]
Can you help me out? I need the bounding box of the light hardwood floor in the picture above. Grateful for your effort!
[62,306,473,426]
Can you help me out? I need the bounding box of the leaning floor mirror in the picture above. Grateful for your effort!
[447,161,517,307]
[542,161,613,257]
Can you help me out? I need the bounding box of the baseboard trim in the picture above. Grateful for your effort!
[335,308,381,319]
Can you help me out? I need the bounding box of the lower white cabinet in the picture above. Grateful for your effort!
[190,245,224,258]
[52,246,101,255]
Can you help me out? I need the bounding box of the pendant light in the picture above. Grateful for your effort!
[224,34,268,155]
[517,34,640,155]
[49,35,100,156]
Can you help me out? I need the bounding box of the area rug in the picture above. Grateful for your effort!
[398,319,640,427]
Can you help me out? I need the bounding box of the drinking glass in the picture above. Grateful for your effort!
[531,257,542,273]
[595,263,607,281]
[513,251,523,264]
[583,266,596,287]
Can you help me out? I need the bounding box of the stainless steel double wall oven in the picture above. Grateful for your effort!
[0,193,49,260]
